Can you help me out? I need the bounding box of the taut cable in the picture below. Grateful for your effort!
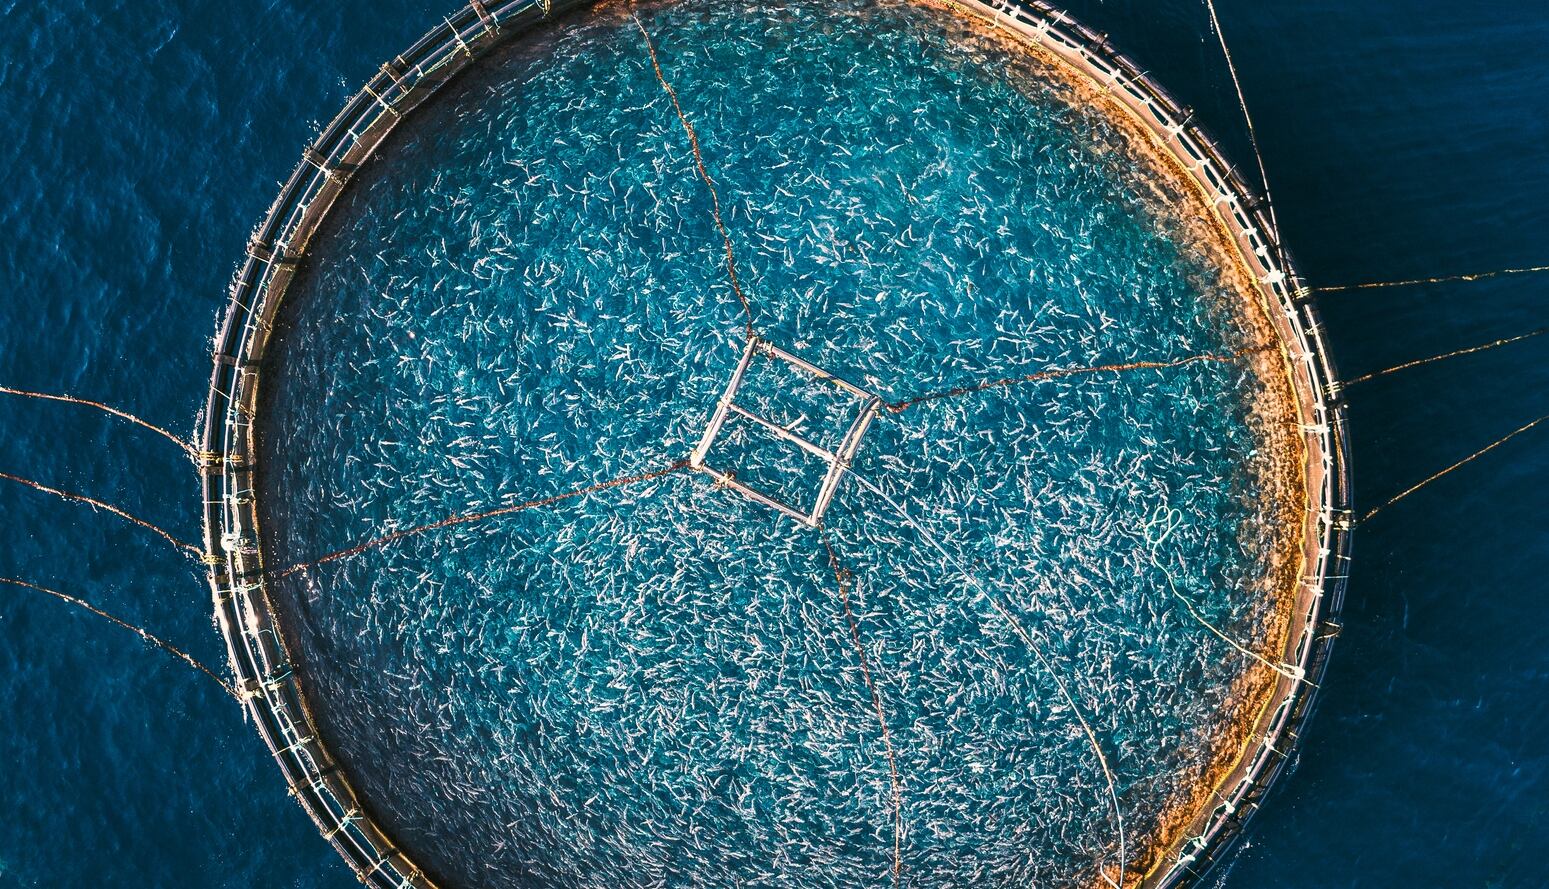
[1347,326,1548,386]
[888,349,1259,414]
[273,459,691,578]
[1315,263,1549,295]
[0,384,195,458]
[634,12,758,341]
[1360,413,1549,524]
[821,533,904,887]
[0,575,236,700]
[0,469,200,557]
[1204,0,1284,267]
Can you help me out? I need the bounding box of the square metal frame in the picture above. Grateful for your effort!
[690,338,882,528]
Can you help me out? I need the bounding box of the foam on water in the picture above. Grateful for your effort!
[258,1,1296,885]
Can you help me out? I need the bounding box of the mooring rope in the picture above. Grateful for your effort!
[846,471,1129,889]
[0,384,195,458]
[1203,0,1283,262]
[1346,326,1548,386]
[0,469,200,557]
[821,533,904,887]
[1360,412,1549,524]
[887,349,1257,414]
[1315,262,1549,295]
[0,575,237,700]
[633,12,758,341]
[1188,0,1549,563]
[273,459,691,578]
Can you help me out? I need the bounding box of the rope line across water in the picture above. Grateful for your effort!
[821,533,904,887]
[887,349,1257,413]
[0,575,237,700]
[0,469,200,556]
[273,459,692,578]
[1360,412,1549,524]
[1347,326,1548,386]
[1203,0,1283,266]
[634,11,758,341]
[0,384,195,457]
[1315,262,1549,294]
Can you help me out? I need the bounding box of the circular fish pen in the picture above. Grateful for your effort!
[201,1,1352,887]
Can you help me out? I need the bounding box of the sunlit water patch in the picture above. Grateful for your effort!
[257,1,1301,886]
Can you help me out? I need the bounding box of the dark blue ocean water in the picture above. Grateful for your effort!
[0,1,1544,887]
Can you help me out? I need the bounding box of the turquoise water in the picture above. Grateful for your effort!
[259,3,1283,886]
[0,1,1544,887]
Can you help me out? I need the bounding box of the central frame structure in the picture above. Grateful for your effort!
[690,338,882,528]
